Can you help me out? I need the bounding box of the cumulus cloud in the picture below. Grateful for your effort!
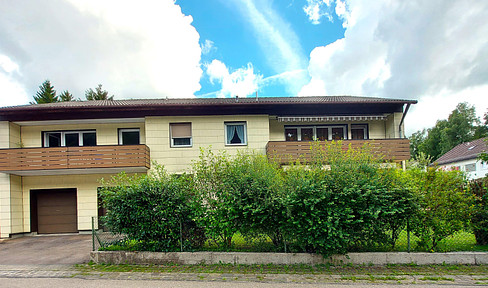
[206,60,262,98]
[299,0,488,134]
[0,0,202,105]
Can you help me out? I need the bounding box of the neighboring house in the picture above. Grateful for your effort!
[435,137,488,180]
[0,96,416,238]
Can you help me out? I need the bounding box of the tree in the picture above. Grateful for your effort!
[59,90,75,102]
[85,84,114,100]
[31,80,59,104]
[411,103,486,161]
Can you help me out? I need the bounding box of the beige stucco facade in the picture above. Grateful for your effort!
[0,109,408,238]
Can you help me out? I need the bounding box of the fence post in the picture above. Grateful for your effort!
[180,219,183,252]
[92,216,95,251]
[407,218,411,253]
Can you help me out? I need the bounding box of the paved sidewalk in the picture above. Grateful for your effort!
[0,264,487,285]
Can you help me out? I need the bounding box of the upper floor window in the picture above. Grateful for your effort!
[118,128,140,145]
[170,123,192,147]
[285,125,348,141]
[225,122,247,145]
[44,130,96,147]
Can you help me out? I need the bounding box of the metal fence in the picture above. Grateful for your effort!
[92,217,127,251]
[91,216,484,253]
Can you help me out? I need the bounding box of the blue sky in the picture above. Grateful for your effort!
[178,0,345,97]
[0,0,487,134]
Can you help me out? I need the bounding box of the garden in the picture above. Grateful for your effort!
[95,141,488,257]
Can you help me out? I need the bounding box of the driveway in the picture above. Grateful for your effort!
[0,234,92,264]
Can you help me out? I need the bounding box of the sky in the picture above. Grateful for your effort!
[0,0,487,135]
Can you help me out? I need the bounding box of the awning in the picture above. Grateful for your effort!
[277,115,387,122]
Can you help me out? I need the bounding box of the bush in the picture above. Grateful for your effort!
[471,177,488,245]
[192,149,285,248]
[281,141,416,256]
[406,167,473,251]
[99,165,205,252]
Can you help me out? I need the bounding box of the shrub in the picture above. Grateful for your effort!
[281,141,416,256]
[192,149,285,248]
[98,165,204,252]
[471,177,488,245]
[406,168,473,251]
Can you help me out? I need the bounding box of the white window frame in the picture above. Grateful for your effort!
[284,125,348,141]
[225,122,247,146]
[118,128,140,145]
[170,123,192,148]
[44,130,96,147]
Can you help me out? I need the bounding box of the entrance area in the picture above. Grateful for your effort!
[30,188,78,234]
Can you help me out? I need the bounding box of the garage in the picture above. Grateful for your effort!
[30,188,78,234]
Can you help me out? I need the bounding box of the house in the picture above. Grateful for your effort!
[435,137,488,180]
[0,96,416,238]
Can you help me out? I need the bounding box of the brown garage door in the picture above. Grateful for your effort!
[32,189,77,234]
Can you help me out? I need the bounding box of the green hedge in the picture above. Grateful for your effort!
[99,142,476,256]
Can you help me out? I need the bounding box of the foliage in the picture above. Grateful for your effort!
[471,177,488,245]
[192,149,285,248]
[406,151,433,170]
[31,80,59,104]
[406,168,473,251]
[85,84,114,100]
[98,165,204,252]
[280,141,417,256]
[410,103,487,161]
[59,90,75,101]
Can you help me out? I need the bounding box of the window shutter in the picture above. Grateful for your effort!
[171,123,191,138]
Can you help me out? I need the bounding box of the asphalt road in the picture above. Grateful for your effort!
[0,278,481,288]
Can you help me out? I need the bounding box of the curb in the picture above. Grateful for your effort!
[90,251,488,266]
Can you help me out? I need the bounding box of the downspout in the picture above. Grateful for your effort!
[399,103,411,139]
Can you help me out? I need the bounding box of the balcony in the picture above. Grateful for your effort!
[266,139,411,164]
[0,145,150,176]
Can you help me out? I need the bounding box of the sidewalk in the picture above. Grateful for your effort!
[0,264,487,285]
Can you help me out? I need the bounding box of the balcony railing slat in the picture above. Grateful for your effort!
[0,145,150,172]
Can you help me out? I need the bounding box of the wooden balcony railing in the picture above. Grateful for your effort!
[0,145,150,173]
[266,139,411,164]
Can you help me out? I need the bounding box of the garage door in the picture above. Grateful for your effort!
[33,189,77,234]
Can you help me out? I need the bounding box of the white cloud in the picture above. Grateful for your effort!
[299,0,488,134]
[201,40,215,55]
[230,0,309,94]
[206,60,262,98]
[303,0,333,25]
[0,0,202,105]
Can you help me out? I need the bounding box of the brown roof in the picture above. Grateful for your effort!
[435,137,488,165]
[0,96,417,122]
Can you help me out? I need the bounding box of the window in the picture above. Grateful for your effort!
[465,163,476,173]
[43,131,96,147]
[225,122,247,145]
[284,125,348,141]
[351,124,368,140]
[119,128,140,145]
[170,123,192,147]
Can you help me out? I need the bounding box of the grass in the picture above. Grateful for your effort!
[97,229,488,253]
[76,262,488,276]
[419,276,455,281]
